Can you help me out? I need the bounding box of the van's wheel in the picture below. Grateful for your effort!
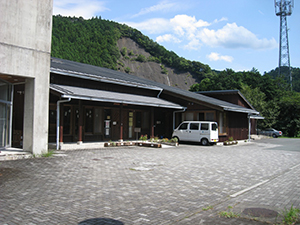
[201,138,208,146]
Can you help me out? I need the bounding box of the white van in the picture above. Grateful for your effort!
[172,121,219,145]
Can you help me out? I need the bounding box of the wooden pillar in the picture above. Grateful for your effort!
[151,107,154,138]
[78,100,83,144]
[119,104,123,141]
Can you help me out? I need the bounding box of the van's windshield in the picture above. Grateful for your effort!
[178,123,188,130]
[212,123,218,131]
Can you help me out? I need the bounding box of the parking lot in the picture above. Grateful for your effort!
[1,139,300,224]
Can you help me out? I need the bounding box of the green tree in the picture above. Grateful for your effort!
[277,92,300,137]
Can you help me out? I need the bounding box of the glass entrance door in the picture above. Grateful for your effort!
[0,103,8,148]
[0,80,12,148]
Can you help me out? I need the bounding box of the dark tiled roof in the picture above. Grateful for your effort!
[50,84,183,109]
[198,90,255,111]
[50,57,259,115]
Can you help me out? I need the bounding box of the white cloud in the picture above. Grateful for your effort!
[124,15,277,51]
[207,52,233,62]
[156,34,181,43]
[183,39,202,50]
[171,15,210,37]
[53,0,109,19]
[125,14,210,37]
[132,0,178,18]
[198,23,277,49]
[125,18,171,34]
[213,17,228,24]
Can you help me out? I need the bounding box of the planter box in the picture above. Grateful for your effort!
[160,142,178,146]
[104,141,161,148]
[135,142,162,148]
[223,141,238,146]
[104,142,133,147]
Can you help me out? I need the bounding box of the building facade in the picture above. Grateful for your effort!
[0,0,53,154]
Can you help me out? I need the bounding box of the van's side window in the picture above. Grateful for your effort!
[190,123,199,130]
[212,123,218,131]
[178,123,188,130]
[200,123,209,130]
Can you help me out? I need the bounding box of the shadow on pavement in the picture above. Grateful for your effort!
[78,217,124,225]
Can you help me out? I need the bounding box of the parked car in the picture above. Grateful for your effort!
[172,121,219,145]
[258,128,282,138]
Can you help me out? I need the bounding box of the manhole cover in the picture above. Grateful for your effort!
[243,208,278,218]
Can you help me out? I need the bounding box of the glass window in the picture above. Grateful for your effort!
[48,106,56,135]
[63,106,72,135]
[218,112,226,134]
[0,103,8,147]
[142,111,150,129]
[136,111,141,128]
[190,123,199,130]
[198,113,205,121]
[94,108,103,133]
[185,112,194,121]
[201,123,209,130]
[206,112,214,121]
[85,108,94,133]
[212,123,218,131]
[178,123,188,130]
[129,111,133,138]
[0,81,11,102]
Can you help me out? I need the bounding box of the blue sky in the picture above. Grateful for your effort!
[53,0,300,74]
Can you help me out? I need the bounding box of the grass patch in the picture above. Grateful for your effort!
[202,205,213,211]
[280,205,300,224]
[33,150,55,158]
[219,211,240,218]
[42,150,55,157]
[219,206,240,218]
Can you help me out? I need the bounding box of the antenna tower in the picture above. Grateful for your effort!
[274,0,293,90]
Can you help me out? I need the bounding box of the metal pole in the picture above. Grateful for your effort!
[248,114,251,142]
[8,85,14,147]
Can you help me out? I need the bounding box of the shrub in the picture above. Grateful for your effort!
[135,54,146,62]
[139,134,148,141]
[121,47,127,56]
[124,67,131,73]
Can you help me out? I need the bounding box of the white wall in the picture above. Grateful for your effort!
[0,0,53,154]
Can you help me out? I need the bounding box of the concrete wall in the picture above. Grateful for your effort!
[0,0,53,154]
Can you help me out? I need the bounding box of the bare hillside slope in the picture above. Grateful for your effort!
[116,37,198,91]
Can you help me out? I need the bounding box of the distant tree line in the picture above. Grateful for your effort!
[51,15,300,137]
[190,67,300,137]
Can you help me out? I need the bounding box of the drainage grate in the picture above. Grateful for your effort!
[243,208,278,218]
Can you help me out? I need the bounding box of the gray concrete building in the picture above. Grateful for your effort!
[0,0,53,154]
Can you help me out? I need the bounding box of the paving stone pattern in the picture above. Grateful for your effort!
[0,139,300,224]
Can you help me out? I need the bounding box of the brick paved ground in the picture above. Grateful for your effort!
[0,139,299,224]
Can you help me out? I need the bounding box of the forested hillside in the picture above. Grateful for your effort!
[51,15,300,137]
[51,15,212,83]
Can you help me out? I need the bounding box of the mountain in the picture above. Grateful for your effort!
[51,15,212,90]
